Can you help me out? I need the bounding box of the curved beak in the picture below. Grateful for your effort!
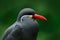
[33,14,47,21]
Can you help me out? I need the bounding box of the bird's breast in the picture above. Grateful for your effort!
[21,21,39,40]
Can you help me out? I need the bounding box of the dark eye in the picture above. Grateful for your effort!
[22,19,24,21]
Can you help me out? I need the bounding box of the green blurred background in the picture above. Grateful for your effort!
[0,0,60,40]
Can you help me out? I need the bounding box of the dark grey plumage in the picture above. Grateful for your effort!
[2,8,39,40]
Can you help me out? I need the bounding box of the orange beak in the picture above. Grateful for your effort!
[33,14,47,21]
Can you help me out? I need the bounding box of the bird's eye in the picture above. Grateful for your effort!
[22,19,24,21]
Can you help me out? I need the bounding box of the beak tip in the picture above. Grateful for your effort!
[44,18,47,21]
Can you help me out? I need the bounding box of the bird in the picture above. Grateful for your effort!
[2,8,47,40]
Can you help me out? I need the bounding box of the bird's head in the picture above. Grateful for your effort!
[17,8,47,22]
